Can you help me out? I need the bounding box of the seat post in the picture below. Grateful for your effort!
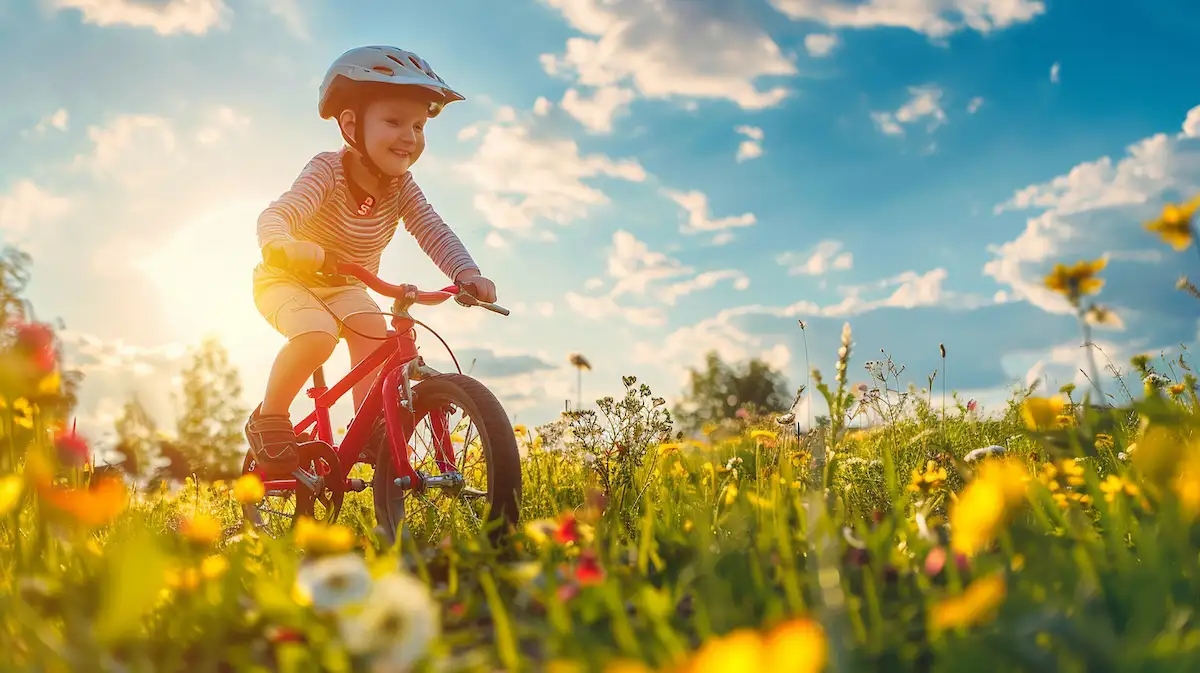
[313,366,327,389]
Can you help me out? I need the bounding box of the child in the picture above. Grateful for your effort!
[245,45,497,478]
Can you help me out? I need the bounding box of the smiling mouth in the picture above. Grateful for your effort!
[391,149,411,158]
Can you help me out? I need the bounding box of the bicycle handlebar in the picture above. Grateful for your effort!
[334,262,510,316]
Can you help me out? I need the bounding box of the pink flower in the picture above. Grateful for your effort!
[735,408,749,419]
[966,399,978,413]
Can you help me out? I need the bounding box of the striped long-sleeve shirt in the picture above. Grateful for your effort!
[256,148,479,287]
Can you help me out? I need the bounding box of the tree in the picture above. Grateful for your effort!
[173,336,250,481]
[674,350,792,433]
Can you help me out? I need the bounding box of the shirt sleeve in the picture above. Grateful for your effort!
[257,155,337,248]
[397,173,480,280]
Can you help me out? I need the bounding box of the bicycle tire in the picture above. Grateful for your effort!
[372,373,522,547]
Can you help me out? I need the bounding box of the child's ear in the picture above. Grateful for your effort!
[338,109,357,138]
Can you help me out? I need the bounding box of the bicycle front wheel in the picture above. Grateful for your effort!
[372,373,522,547]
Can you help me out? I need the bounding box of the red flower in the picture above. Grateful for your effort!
[574,549,605,585]
[54,430,90,468]
[14,322,56,373]
[554,512,581,545]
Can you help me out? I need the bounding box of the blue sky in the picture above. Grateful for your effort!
[1,0,1198,448]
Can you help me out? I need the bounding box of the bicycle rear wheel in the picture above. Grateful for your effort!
[372,373,522,547]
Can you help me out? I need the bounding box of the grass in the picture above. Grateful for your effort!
[1,197,1199,672]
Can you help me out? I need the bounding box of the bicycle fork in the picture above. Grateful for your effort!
[380,361,468,495]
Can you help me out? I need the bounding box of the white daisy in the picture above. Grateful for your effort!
[340,572,440,672]
[295,553,372,611]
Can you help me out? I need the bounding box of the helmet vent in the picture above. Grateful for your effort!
[372,66,394,75]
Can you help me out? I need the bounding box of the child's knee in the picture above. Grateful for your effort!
[290,330,339,359]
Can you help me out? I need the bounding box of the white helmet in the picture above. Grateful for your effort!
[318,46,464,120]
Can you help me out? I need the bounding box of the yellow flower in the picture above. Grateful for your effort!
[200,554,230,580]
[1058,459,1085,487]
[604,660,654,673]
[930,574,1007,632]
[683,629,762,672]
[762,618,827,673]
[0,474,23,517]
[723,483,739,506]
[1174,453,1200,520]
[950,459,1027,557]
[1021,396,1066,431]
[513,425,528,436]
[908,460,948,495]
[293,517,355,556]
[1094,433,1114,451]
[1131,425,1191,487]
[751,430,778,441]
[181,514,222,546]
[1043,258,1106,302]
[232,474,265,504]
[1169,383,1188,397]
[1144,195,1197,251]
[1099,475,1140,504]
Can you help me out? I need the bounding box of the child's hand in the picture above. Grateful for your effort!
[456,271,497,303]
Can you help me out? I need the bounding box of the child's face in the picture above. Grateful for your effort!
[340,96,429,176]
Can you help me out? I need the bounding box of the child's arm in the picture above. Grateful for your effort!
[397,174,481,282]
[257,156,337,272]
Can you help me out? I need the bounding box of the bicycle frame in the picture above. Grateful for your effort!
[254,262,507,496]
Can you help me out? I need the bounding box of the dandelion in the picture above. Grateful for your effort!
[180,514,222,547]
[949,459,1027,557]
[293,517,355,556]
[1144,195,1197,252]
[295,553,373,611]
[1043,258,1106,304]
[1021,396,1065,431]
[200,554,229,580]
[762,618,828,673]
[930,574,1007,632]
[339,572,440,671]
[232,473,265,504]
[0,475,23,516]
[908,460,948,496]
[1099,475,1140,504]
[682,629,763,671]
[1169,382,1188,398]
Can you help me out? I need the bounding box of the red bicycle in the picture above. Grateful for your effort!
[240,261,522,547]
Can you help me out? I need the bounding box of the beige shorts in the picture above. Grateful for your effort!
[253,267,382,342]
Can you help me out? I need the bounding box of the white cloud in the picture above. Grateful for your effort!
[660,270,751,305]
[871,84,946,137]
[560,85,636,133]
[662,189,756,235]
[49,0,230,35]
[1050,61,1060,83]
[564,292,666,326]
[710,231,736,246]
[259,0,307,39]
[608,230,691,297]
[768,0,1045,39]
[533,96,553,116]
[195,106,250,145]
[804,33,839,57]
[777,240,853,275]
[967,97,984,114]
[538,0,796,110]
[23,108,69,137]
[735,125,764,162]
[71,114,177,180]
[1183,105,1200,138]
[0,180,71,235]
[457,106,647,237]
[985,105,1200,313]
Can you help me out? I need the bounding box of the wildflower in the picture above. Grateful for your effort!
[949,459,1027,557]
[53,430,90,468]
[1043,258,1106,303]
[1175,455,1200,520]
[13,321,57,373]
[180,514,222,546]
[1131,425,1190,487]
[1021,396,1066,431]
[295,553,372,611]
[0,475,23,516]
[200,554,229,580]
[930,574,1007,632]
[232,473,265,504]
[723,482,739,506]
[682,629,763,672]
[1169,382,1188,398]
[750,429,778,442]
[513,424,527,436]
[339,572,440,671]
[38,476,127,528]
[293,517,355,556]
[604,660,654,673]
[1058,459,1085,487]
[554,512,582,545]
[575,549,605,585]
[1144,195,1197,251]
[1094,434,1114,451]
[1099,475,1140,504]
[908,460,948,496]
[762,618,828,673]
[966,399,977,413]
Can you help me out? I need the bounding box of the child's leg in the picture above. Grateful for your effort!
[261,332,338,415]
[325,287,388,412]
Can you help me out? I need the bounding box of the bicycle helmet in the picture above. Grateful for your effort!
[318,46,465,179]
